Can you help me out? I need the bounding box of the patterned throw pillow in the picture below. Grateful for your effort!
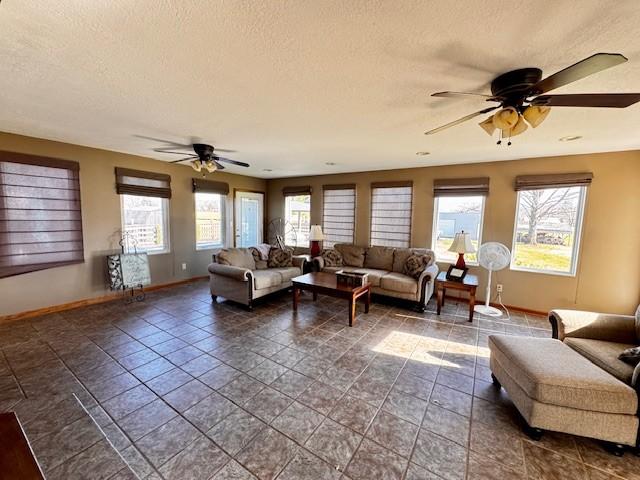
[267,247,293,268]
[250,248,268,270]
[402,253,430,279]
[322,249,343,267]
[619,346,640,366]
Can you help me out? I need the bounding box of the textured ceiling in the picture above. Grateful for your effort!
[1,1,639,178]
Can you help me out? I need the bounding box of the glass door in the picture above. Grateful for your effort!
[235,191,264,247]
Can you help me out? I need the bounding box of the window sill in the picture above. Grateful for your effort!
[510,265,576,277]
[435,259,479,267]
[144,249,170,256]
[197,244,225,251]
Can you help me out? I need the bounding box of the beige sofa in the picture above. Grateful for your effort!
[313,244,438,311]
[208,248,306,310]
[488,307,640,453]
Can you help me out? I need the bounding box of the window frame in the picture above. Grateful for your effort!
[195,191,226,251]
[509,186,587,277]
[431,195,486,265]
[284,194,311,248]
[120,194,171,255]
[369,183,413,248]
[322,185,356,248]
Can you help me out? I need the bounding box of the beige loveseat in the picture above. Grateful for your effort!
[313,244,438,311]
[208,248,306,310]
[488,307,640,453]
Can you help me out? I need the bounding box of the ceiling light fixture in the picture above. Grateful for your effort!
[325,162,336,166]
[415,151,430,156]
[204,160,217,173]
[559,135,582,142]
[263,168,273,172]
[190,159,203,172]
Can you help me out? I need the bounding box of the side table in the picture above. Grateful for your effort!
[435,271,479,322]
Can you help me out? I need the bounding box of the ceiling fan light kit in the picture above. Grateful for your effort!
[425,53,640,146]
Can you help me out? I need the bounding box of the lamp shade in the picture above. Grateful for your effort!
[448,232,476,254]
[523,105,551,128]
[309,225,324,241]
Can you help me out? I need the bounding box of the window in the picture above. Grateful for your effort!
[370,182,412,247]
[284,194,311,247]
[432,196,485,263]
[192,178,229,250]
[511,185,586,275]
[195,192,225,249]
[322,185,355,248]
[115,167,172,254]
[0,151,84,278]
[120,195,170,254]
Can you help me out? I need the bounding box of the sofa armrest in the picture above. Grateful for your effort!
[292,254,309,270]
[208,263,252,281]
[417,263,439,305]
[549,309,636,343]
[312,256,325,271]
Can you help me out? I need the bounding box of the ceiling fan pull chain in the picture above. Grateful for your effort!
[496,130,502,145]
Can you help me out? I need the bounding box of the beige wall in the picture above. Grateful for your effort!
[267,150,640,314]
[0,132,266,316]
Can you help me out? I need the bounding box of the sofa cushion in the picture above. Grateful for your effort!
[322,249,343,267]
[335,244,366,267]
[250,248,269,269]
[323,266,357,274]
[403,253,430,279]
[352,268,386,288]
[217,248,256,270]
[268,248,293,268]
[564,337,637,385]
[271,267,300,283]
[489,335,637,415]
[252,270,283,290]
[619,346,640,367]
[380,272,418,294]
[364,246,394,270]
[392,248,412,273]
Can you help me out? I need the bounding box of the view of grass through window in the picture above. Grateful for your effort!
[433,196,484,263]
[512,186,584,274]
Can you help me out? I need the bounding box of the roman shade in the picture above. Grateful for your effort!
[515,173,594,191]
[0,151,84,278]
[322,184,356,248]
[115,167,172,198]
[434,177,490,197]
[192,178,229,195]
[370,181,413,248]
[283,185,312,196]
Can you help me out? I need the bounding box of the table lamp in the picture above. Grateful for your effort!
[448,231,476,269]
[309,225,324,257]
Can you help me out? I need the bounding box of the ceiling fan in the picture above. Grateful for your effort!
[145,137,249,174]
[424,53,640,145]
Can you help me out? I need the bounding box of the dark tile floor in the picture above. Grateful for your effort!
[1,281,639,479]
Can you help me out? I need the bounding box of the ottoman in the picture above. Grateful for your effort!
[488,335,638,447]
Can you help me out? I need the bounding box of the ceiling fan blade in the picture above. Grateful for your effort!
[213,160,225,170]
[134,135,190,148]
[215,157,250,167]
[169,155,198,163]
[432,91,501,101]
[531,93,640,108]
[533,53,628,95]
[214,148,237,153]
[154,148,195,155]
[424,106,499,135]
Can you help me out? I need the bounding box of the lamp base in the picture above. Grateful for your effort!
[474,305,503,317]
[455,253,466,269]
[310,241,321,257]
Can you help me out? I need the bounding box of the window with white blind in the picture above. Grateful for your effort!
[370,182,413,247]
[0,151,84,278]
[322,185,356,248]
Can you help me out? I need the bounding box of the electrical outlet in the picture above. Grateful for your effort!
[181,263,187,271]
[496,284,503,293]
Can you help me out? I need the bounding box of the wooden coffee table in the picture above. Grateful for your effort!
[291,272,371,326]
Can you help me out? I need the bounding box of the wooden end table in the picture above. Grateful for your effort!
[291,272,371,327]
[435,271,478,322]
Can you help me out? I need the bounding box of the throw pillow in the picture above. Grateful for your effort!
[268,247,293,268]
[250,247,268,270]
[322,249,343,267]
[402,253,430,279]
[619,346,640,366]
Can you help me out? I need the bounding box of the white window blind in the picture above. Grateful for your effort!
[370,182,412,247]
[322,184,355,248]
